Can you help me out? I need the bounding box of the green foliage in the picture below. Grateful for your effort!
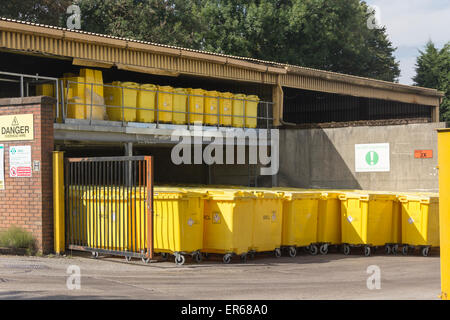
[0,226,36,253]
[0,0,401,81]
[0,0,72,26]
[413,41,450,121]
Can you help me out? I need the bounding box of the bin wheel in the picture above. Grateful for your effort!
[142,257,150,264]
[92,252,99,259]
[392,244,399,255]
[343,244,351,256]
[289,247,297,258]
[319,244,329,255]
[249,252,255,260]
[175,255,185,266]
[125,256,132,262]
[161,253,169,261]
[223,254,232,264]
[274,248,282,258]
[364,246,371,257]
[402,246,409,256]
[385,245,392,255]
[193,253,202,263]
[421,247,430,257]
[240,254,247,263]
[309,245,318,256]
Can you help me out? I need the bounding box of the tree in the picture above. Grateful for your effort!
[78,0,204,48]
[413,41,450,121]
[0,0,401,82]
[197,0,400,81]
[0,0,71,26]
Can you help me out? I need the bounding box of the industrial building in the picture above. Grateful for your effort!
[0,17,445,254]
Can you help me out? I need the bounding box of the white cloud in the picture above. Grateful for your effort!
[365,0,450,84]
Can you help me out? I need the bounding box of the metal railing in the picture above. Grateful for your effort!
[62,80,274,129]
[0,70,62,118]
[0,70,274,129]
[65,156,154,262]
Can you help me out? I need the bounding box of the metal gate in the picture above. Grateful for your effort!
[64,156,154,262]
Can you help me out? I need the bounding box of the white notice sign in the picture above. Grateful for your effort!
[355,143,390,172]
[0,145,4,189]
[9,146,32,177]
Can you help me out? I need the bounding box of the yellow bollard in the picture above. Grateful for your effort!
[438,129,450,300]
[53,151,65,254]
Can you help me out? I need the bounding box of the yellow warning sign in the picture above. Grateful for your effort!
[0,114,34,141]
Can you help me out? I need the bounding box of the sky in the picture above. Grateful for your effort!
[365,0,450,84]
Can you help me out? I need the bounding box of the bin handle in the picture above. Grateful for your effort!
[338,195,347,200]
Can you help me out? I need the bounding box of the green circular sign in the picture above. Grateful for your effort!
[365,151,379,166]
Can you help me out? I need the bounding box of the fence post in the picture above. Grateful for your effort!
[53,151,65,254]
[145,156,154,260]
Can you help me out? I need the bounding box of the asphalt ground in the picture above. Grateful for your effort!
[0,247,441,300]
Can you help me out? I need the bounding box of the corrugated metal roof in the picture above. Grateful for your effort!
[0,16,444,102]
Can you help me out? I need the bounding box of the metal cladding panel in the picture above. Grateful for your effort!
[0,18,443,108]
[280,74,440,107]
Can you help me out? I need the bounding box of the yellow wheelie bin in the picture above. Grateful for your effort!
[63,77,86,119]
[36,83,61,122]
[339,192,399,256]
[250,191,284,258]
[245,95,259,128]
[219,92,233,126]
[202,190,256,263]
[232,94,246,127]
[399,194,439,256]
[316,192,342,254]
[80,68,106,120]
[153,188,205,265]
[82,186,131,252]
[204,91,220,126]
[187,88,205,125]
[105,82,139,122]
[282,192,320,257]
[66,186,88,246]
[172,88,188,124]
[137,84,157,123]
[156,86,173,123]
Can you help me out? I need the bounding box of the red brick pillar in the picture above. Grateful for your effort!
[0,96,55,254]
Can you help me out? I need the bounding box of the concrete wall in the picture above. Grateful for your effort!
[278,122,447,192]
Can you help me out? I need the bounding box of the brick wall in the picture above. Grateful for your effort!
[0,96,54,253]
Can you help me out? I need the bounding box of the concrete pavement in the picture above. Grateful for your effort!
[0,250,441,300]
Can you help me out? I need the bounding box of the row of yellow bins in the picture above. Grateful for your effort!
[103,83,260,128]
[152,188,284,265]
[68,185,439,265]
[36,68,260,127]
[166,188,439,264]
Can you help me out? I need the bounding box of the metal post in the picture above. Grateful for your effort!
[217,96,220,129]
[121,86,125,126]
[53,152,65,254]
[156,88,159,128]
[20,76,24,97]
[125,142,133,187]
[187,93,191,130]
[145,156,154,260]
[90,83,94,125]
[243,98,246,129]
